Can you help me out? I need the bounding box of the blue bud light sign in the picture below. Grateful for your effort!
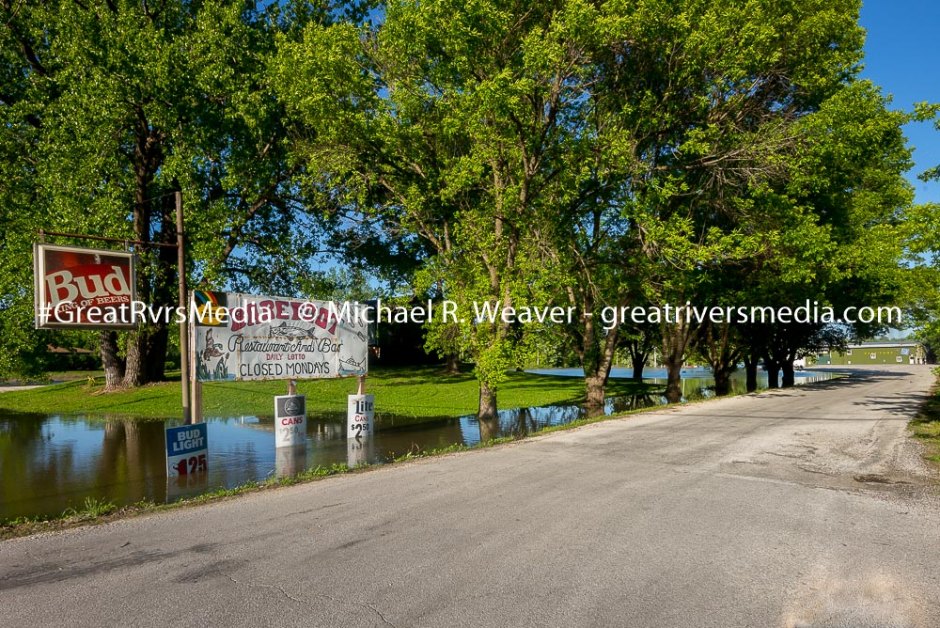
[166,423,208,477]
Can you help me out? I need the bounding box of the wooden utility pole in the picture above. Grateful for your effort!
[176,189,192,424]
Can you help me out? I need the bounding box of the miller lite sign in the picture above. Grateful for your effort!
[33,243,136,329]
[347,393,374,439]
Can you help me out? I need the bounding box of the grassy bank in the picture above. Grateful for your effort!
[1,463,354,540]
[0,369,106,386]
[910,368,940,467]
[0,366,656,421]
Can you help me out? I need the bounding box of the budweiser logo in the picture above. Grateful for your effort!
[45,264,131,307]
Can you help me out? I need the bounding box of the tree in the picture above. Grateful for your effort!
[906,104,940,364]
[275,0,615,422]
[622,320,660,383]
[0,1,340,385]
[747,80,915,387]
[584,0,869,401]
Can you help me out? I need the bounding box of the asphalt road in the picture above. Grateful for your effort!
[2,365,938,627]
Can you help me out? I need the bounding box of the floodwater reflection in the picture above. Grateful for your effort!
[0,369,836,522]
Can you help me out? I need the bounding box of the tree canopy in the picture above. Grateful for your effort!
[0,0,931,420]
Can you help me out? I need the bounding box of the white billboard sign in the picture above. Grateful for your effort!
[193,291,368,382]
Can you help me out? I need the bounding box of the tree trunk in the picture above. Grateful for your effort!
[146,326,169,382]
[765,359,780,389]
[713,368,732,396]
[744,355,758,393]
[781,360,795,388]
[478,381,499,442]
[123,332,147,387]
[99,330,125,390]
[444,353,460,375]
[121,117,173,387]
[629,343,648,382]
[585,375,606,417]
[143,198,177,383]
[631,362,644,382]
[661,319,693,404]
[478,380,498,422]
[580,308,619,417]
[664,359,683,403]
[699,322,740,398]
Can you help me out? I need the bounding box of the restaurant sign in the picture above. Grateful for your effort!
[192,291,368,382]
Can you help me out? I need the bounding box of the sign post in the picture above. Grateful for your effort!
[189,298,202,425]
[176,189,191,424]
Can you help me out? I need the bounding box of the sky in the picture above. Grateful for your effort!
[860,0,940,204]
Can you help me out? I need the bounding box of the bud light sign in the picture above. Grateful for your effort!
[166,423,208,478]
[33,243,136,329]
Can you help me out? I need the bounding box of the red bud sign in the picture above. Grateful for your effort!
[33,244,136,329]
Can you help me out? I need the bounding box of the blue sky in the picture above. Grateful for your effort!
[860,1,940,204]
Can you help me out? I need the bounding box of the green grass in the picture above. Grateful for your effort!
[910,368,940,467]
[0,369,106,385]
[62,496,117,521]
[1,464,352,538]
[0,365,657,422]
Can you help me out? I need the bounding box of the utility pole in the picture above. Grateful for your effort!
[176,189,192,424]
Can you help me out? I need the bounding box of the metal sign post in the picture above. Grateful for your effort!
[176,189,191,424]
[189,291,203,424]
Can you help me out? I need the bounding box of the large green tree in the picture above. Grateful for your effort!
[0,1,345,385]
[906,105,940,362]
[275,0,605,423]
[587,0,868,401]
[742,80,914,388]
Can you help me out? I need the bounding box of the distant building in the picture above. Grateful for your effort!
[815,341,926,366]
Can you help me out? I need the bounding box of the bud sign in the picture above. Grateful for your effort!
[33,243,136,329]
[166,423,208,478]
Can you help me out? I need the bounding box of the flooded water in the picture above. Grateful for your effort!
[0,368,835,522]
